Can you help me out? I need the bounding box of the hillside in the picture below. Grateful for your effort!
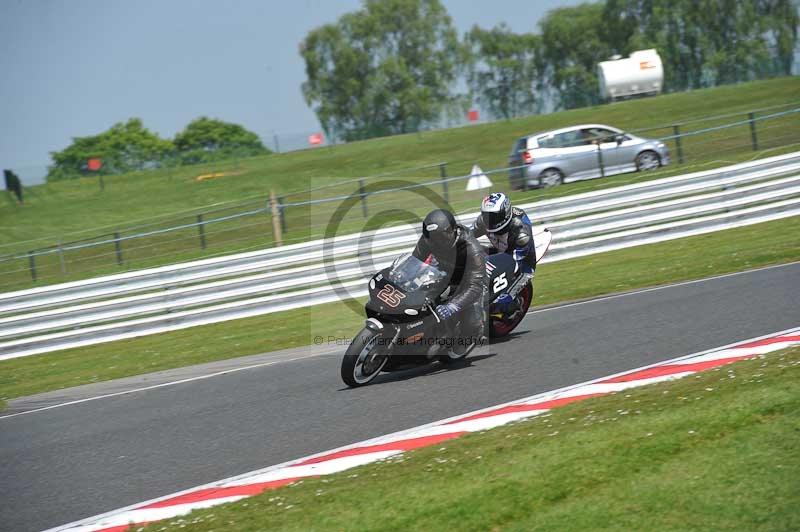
[1,77,798,289]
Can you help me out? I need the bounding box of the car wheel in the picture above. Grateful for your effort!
[636,150,660,171]
[538,168,563,188]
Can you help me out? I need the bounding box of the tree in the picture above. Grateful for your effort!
[173,117,269,164]
[538,3,612,110]
[602,0,799,91]
[300,0,467,142]
[466,24,543,120]
[47,118,174,181]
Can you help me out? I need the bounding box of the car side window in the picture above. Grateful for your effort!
[556,130,586,148]
[582,128,616,144]
[536,134,554,148]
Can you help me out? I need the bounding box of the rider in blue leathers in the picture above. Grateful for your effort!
[470,192,536,308]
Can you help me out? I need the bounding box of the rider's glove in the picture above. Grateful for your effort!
[435,303,460,320]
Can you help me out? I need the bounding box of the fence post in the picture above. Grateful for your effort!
[439,163,449,202]
[27,252,37,282]
[197,214,207,249]
[358,179,368,217]
[113,232,123,265]
[748,112,759,151]
[270,190,283,246]
[672,125,685,164]
[596,145,605,179]
[273,134,280,154]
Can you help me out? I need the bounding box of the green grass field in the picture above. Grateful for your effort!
[146,346,800,531]
[2,215,798,404]
[1,77,798,290]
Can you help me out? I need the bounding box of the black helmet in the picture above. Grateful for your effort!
[422,209,458,250]
[480,192,512,233]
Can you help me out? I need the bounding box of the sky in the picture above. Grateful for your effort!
[0,0,586,184]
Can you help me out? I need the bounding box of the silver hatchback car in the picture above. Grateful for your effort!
[508,124,670,189]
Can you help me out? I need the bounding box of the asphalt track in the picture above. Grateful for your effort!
[2,262,799,532]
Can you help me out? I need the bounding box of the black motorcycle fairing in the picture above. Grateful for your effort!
[363,265,444,358]
[364,264,448,319]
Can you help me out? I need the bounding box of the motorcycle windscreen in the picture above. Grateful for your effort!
[387,254,447,292]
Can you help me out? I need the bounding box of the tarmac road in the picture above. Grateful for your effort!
[2,262,799,532]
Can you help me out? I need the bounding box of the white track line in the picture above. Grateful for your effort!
[0,352,334,420]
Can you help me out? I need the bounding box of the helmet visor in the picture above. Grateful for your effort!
[482,210,508,232]
[425,227,455,249]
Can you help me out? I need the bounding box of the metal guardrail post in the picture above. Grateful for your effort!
[358,179,368,217]
[672,125,685,164]
[27,252,37,282]
[748,112,759,151]
[277,196,287,233]
[270,190,283,246]
[197,214,207,249]
[439,163,449,202]
[596,145,605,179]
[113,232,124,265]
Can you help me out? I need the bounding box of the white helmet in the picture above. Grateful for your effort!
[480,192,512,233]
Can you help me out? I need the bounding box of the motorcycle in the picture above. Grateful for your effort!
[340,229,552,387]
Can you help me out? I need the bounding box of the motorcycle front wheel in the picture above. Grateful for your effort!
[490,280,533,338]
[340,327,389,388]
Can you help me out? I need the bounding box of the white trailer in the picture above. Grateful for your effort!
[598,49,664,101]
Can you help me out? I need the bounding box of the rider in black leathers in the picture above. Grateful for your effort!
[412,209,486,354]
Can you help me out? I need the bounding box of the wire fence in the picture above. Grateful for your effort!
[1,106,799,292]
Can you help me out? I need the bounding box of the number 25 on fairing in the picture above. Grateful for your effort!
[493,272,508,293]
[377,285,406,307]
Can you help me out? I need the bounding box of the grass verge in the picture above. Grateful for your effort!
[148,346,800,531]
[1,215,798,404]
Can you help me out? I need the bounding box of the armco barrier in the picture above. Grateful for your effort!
[1,151,799,360]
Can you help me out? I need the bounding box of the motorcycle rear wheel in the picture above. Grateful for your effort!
[490,280,533,338]
[341,328,389,387]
